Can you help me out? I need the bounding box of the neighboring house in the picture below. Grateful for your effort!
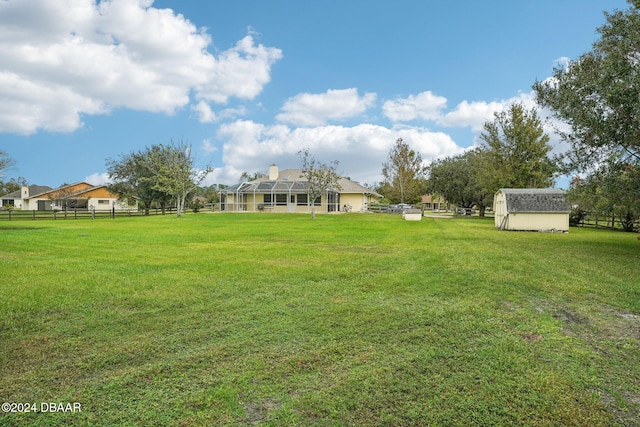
[1,185,53,209]
[494,188,570,232]
[421,194,450,211]
[20,182,136,212]
[220,165,382,213]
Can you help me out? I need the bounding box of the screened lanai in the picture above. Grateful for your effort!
[220,180,341,213]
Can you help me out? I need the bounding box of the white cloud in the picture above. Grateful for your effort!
[382,91,447,122]
[0,0,282,134]
[276,88,376,126]
[202,138,218,154]
[438,100,505,131]
[192,101,216,123]
[553,56,571,71]
[196,35,282,104]
[215,120,463,185]
[85,172,111,186]
[192,101,248,123]
[218,106,248,121]
[384,90,546,133]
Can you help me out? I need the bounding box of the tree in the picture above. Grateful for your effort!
[299,148,342,220]
[140,141,211,218]
[568,161,640,231]
[427,148,492,216]
[0,150,15,182]
[534,1,640,170]
[477,103,557,194]
[107,147,170,215]
[0,177,27,195]
[381,138,427,204]
[240,171,265,181]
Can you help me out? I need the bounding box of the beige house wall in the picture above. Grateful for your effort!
[224,192,375,213]
[22,195,134,211]
[224,193,325,213]
[22,197,52,211]
[87,198,136,212]
[340,193,374,212]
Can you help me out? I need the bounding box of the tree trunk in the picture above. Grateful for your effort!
[176,195,183,217]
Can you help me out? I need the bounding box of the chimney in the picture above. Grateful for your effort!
[269,164,279,180]
[22,186,29,198]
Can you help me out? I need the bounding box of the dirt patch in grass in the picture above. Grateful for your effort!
[521,332,544,342]
[537,300,640,425]
[244,399,280,425]
[552,308,590,329]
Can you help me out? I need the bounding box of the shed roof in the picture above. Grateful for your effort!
[498,188,570,213]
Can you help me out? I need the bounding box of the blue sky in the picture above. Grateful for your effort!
[0,0,630,189]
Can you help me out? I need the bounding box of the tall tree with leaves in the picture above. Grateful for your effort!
[299,148,341,220]
[0,177,27,196]
[0,150,15,182]
[381,138,427,204]
[568,161,640,231]
[534,1,640,170]
[107,147,172,215]
[141,141,211,218]
[427,148,492,216]
[477,103,557,194]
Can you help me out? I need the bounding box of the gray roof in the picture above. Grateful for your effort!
[0,185,53,199]
[223,169,381,196]
[498,188,570,213]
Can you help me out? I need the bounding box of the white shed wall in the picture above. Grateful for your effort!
[504,212,569,231]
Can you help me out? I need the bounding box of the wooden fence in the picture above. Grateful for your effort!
[0,208,171,221]
[572,213,639,232]
[0,203,224,221]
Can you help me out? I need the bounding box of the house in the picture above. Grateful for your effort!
[20,182,136,212]
[494,188,570,232]
[421,194,450,211]
[1,185,53,209]
[220,165,382,213]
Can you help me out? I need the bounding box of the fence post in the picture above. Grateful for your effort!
[33,210,36,220]
[8,210,11,221]
[54,210,56,220]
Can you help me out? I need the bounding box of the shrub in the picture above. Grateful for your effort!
[191,199,203,213]
[569,208,586,226]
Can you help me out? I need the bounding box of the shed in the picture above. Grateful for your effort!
[494,188,570,232]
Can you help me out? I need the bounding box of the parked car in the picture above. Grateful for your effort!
[389,203,414,213]
[457,207,476,216]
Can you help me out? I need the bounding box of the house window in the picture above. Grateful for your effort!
[313,195,321,206]
[297,194,308,206]
[264,194,288,205]
[98,200,110,205]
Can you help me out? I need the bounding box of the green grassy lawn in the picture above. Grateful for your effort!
[1,213,639,426]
